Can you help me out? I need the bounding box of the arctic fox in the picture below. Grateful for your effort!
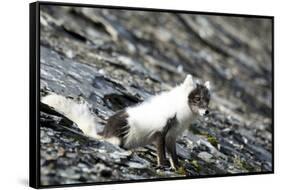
[41,74,211,169]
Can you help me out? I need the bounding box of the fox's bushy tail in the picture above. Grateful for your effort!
[41,93,100,139]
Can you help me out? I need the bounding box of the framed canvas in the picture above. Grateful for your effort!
[29,1,274,188]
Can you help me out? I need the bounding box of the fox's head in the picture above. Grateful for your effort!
[183,75,211,116]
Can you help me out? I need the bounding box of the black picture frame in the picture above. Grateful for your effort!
[30,1,274,189]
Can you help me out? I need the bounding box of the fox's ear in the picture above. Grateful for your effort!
[183,74,193,86]
[204,81,211,90]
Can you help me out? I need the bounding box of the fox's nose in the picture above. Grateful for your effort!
[204,110,209,116]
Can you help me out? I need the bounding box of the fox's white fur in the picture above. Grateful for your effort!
[41,75,207,148]
[123,75,196,148]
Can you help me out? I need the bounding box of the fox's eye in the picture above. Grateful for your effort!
[194,96,201,102]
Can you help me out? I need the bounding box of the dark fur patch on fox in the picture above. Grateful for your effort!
[163,114,177,135]
[102,110,130,146]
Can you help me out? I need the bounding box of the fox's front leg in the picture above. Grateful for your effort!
[155,114,178,168]
[164,115,179,169]
[166,137,179,170]
[155,132,169,167]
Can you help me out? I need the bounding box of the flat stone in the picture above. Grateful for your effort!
[198,152,214,163]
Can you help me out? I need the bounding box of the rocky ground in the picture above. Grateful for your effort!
[39,5,273,186]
